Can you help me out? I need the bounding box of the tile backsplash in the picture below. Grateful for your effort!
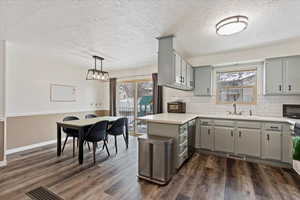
[163,87,300,117]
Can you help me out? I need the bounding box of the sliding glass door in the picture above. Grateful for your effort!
[117,79,153,134]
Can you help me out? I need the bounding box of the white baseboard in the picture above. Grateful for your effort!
[0,160,7,167]
[6,138,66,155]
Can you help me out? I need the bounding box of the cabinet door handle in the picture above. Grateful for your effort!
[231,130,233,137]
[239,131,242,138]
[267,134,270,141]
[208,129,210,135]
[288,85,292,91]
[279,85,282,91]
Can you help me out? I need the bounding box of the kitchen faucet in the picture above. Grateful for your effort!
[227,96,242,115]
[233,102,237,115]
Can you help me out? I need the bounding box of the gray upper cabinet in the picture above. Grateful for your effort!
[186,63,194,88]
[285,56,300,94]
[265,58,283,95]
[194,66,212,96]
[264,55,300,95]
[157,35,194,91]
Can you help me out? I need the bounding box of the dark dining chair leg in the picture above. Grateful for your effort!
[62,136,69,153]
[87,142,91,151]
[102,135,108,150]
[122,133,127,145]
[104,140,110,157]
[93,142,96,164]
[73,137,75,157]
[114,135,118,154]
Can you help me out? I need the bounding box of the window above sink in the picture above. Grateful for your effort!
[216,69,257,104]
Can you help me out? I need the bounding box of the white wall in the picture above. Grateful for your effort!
[109,65,157,81]
[6,42,108,117]
[189,38,300,66]
[107,39,300,118]
[0,41,5,119]
[164,38,300,117]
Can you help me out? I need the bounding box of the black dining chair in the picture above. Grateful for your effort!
[85,120,110,164]
[85,114,97,119]
[107,118,128,154]
[62,116,80,157]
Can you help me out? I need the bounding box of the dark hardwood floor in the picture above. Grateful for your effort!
[0,136,300,200]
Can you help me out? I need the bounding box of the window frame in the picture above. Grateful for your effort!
[215,68,257,105]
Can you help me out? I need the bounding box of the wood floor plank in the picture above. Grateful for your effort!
[0,136,299,200]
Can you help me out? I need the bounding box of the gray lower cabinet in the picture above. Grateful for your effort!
[200,125,214,150]
[262,130,282,160]
[195,119,201,148]
[236,128,261,157]
[214,126,234,153]
[282,133,293,163]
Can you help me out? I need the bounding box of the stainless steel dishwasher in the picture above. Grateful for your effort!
[188,119,196,158]
[138,135,174,185]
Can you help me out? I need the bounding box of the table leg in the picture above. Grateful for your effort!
[78,128,84,164]
[125,120,129,149]
[57,124,62,157]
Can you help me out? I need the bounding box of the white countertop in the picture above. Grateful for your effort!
[138,113,198,125]
[138,113,300,125]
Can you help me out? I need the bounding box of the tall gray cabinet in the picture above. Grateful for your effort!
[157,35,194,90]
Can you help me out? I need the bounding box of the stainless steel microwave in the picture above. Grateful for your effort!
[167,101,186,113]
[283,104,300,119]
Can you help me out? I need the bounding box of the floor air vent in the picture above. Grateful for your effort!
[26,186,64,200]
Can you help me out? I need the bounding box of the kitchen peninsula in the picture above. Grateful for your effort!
[139,113,297,172]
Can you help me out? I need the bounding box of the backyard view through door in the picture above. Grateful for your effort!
[117,80,153,135]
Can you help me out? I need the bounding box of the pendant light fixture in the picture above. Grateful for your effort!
[86,55,109,81]
[216,15,248,36]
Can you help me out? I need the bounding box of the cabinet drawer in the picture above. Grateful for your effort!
[200,120,213,126]
[214,120,234,127]
[264,123,282,131]
[237,121,261,129]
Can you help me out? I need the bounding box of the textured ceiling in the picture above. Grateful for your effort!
[1,0,300,69]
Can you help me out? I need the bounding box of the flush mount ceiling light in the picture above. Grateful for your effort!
[86,55,109,81]
[216,15,248,36]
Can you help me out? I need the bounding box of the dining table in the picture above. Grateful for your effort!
[56,116,128,164]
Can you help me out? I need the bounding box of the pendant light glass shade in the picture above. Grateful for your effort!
[86,56,110,81]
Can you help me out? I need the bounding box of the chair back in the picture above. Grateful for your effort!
[85,120,109,142]
[85,114,97,119]
[108,117,127,135]
[63,116,79,133]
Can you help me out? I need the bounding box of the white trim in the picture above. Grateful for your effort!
[6,109,106,118]
[6,138,66,155]
[0,160,7,167]
[212,59,264,68]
